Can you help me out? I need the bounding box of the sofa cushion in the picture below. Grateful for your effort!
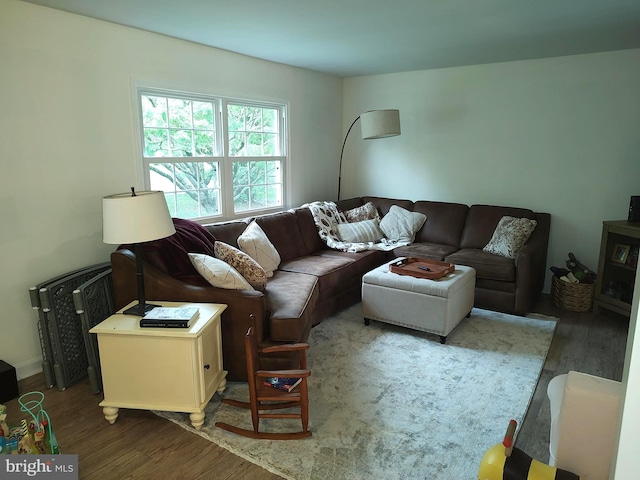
[459,205,536,249]
[363,196,413,217]
[483,216,537,259]
[237,221,281,277]
[265,270,318,342]
[280,249,385,303]
[205,220,249,248]
[292,207,327,255]
[445,248,516,282]
[214,241,267,291]
[337,219,385,243]
[412,201,469,247]
[343,201,380,223]
[254,211,307,262]
[379,205,426,243]
[392,242,459,261]
[188,253,254,290]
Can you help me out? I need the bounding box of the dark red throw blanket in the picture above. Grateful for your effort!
[120,217,216,285]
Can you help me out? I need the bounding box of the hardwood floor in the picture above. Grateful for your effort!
[516,294,629,462]
[3,293,629,478]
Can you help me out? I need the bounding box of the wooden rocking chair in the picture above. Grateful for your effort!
[215,327,311,439]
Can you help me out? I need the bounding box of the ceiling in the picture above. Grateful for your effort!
[21,0,640,77]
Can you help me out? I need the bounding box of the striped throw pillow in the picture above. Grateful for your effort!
[336,219,384,243]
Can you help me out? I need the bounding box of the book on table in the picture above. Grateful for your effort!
[263,377,302,392]
[139,307,199,328]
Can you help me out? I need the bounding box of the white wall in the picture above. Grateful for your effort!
[342,49,640,290]
[0,0,342,379]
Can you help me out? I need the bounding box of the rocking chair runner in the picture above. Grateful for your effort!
[215,327,312,439]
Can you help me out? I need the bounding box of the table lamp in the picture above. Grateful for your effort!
[102,188,176,316]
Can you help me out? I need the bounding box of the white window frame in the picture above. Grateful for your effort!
[133,84,288,222]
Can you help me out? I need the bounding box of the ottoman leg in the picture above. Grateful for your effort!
[466,310,471,318]
[439,335,447,344]
[364,318,370,326]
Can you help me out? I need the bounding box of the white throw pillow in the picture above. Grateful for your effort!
[483,216,537,259]
[237,221,281,277]
[188,253,254,290]
[379,205,427,243]
[337,219,385,243]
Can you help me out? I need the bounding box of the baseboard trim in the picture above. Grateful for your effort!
[14,357,42,381]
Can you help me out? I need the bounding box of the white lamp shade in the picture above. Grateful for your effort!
[360,109,401,139]
[102,190,176,244]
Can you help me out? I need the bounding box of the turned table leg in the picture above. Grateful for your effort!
[190,411,205,430]
[217,377,227,395]
[103,406,119,424]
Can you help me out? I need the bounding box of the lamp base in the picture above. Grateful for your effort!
[123,302,161,317]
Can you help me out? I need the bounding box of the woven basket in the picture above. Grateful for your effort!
[551,275,595,312]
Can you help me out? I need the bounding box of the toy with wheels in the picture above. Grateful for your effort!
[479,419,580,480]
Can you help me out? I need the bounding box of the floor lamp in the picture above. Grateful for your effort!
[102,188,176,316]
[338,109,401,200]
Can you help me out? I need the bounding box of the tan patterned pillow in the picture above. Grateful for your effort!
[188,253,254,290]
[343,202,380,223]
[214,241,267,291]
[483,216,537,259]
[336,219,384,243]
[237,221,281,277]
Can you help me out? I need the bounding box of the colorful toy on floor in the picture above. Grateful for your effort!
[0,391,59,455]
[478,419,580,480]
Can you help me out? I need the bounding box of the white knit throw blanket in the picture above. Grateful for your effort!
[305,201,401,252]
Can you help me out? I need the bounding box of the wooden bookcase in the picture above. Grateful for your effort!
[594,221,640,316]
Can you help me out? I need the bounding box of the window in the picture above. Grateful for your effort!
[137,88,286,221]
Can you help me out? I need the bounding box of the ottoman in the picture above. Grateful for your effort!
[362,259,476,343]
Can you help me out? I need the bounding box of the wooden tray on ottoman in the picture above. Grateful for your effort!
[389,257,455,280]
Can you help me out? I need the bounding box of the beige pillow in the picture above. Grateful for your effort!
[343,201,380,223]
[336,219,384,243]
[214,241,267,291]
[483,216,537,259]
[379,205,426,243]
[237,221,281,277]
[188,253,254,290]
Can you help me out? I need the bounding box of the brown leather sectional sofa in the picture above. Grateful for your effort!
[111,196,550,381]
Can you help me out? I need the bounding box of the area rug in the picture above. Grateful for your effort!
[156,304,557,480]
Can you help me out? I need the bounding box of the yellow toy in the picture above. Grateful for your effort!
[478,419,580,480]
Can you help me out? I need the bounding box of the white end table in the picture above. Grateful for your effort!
[90,301,227,430]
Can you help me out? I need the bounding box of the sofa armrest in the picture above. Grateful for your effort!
[111,249,267,380]
[513,212,551,313]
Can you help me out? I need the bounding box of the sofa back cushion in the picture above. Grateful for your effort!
[335,197,364,213]
[205,220,249,248]
[254,211,307,262]
[459,205,537,249]
[292,207,328,255]
[412,201,469,247]
[363,196,414,217]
